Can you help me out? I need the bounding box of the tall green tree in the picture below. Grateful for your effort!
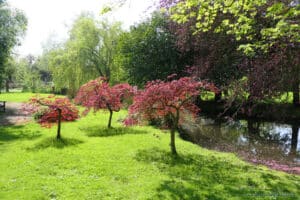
[165,0,299,50]
[14,56,42,92]
[162,0,300,105]
[165,14,243,100]
[3,56,18,92]
[117,12,186,86]
[0,0,27,90]
[48,47,85,97]
[49,14,123,97]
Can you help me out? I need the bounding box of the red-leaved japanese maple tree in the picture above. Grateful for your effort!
[23,95,79,139]
[75,77,134,128]
[124,76,217,154]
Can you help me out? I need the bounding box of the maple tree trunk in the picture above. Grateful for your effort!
[170,113,179,155]
[291,124,299,155]
[292,81,299,106]
[170,128,177,155]
[108,109,113,128]
[57,109,62,139]
[214,92,221,102]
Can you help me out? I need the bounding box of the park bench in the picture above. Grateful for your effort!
[0,101,6,112]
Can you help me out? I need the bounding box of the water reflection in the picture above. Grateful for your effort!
[180,117,300,166]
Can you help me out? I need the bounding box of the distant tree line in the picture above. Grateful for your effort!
[2,0,299,108]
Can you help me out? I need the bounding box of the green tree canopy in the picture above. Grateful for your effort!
[166,0,300,54]
[0,0,27,89]
[117,12,186,86]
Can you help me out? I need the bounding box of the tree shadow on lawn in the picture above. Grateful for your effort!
[134,148,300,200]
[0,125,42,144]
[81,126,146,137]
[27,137,84,150]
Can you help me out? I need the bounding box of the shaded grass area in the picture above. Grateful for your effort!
[0,92,64,102]
[81,126,146,137]
[0,125,42,145]
[27,137,84,151]
[0,110,299,199]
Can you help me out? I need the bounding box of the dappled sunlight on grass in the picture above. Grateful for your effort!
[135,148,299,199]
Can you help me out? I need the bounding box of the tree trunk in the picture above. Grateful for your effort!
[5,79,9,93]
[108,109,113,128]
[57,109,62,139]
[170,128,177,155]
[247,119,260,134]
[291,124,299,155]
[247,119,254,134]
[223,89,228,98]
[292,82,299,106]
[290,45,299,107]
[170,110,179,155]
[195,95,202,107]
[214,92,221,102]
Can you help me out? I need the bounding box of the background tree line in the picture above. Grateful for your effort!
[2,0,299,109]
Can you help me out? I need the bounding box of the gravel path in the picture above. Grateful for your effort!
[0,102,32,126]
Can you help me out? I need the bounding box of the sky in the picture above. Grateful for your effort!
[7,0,159,56]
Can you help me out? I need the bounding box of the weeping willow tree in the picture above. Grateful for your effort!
[48,13,123,97]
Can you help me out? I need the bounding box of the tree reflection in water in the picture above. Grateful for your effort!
[180,117,300,173]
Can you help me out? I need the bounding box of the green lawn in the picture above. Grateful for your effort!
[0,110,299,199]
[0,92,64,102]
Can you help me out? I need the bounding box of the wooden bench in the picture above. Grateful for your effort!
[0,101,6,112]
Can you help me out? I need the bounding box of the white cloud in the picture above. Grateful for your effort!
[7,0,158,56]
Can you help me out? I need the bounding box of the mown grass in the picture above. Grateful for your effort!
[0,92,64,102]
[0,110,299,199]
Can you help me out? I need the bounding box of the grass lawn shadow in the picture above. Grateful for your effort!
[0,125,42,144]
[27,137,84,150]
[81,126,146,137]
[134,148,300,200]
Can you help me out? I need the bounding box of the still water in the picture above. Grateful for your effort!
[180,117,300,173]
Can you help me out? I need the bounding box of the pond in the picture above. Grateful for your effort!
[180,117,300,174]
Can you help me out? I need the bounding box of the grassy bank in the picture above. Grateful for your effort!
[0,92,63,103]
[0,110,299,199]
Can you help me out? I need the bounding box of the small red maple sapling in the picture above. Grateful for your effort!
[23,95,79,139]
[75,77,134,128]
[124,76,218,154]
